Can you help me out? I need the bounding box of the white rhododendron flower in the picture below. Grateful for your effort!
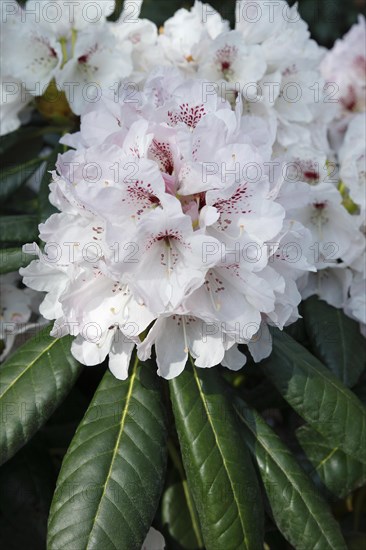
[321,15,366,116]
[56,25,133,115]
[0,0,158,116]
[290,182,365,268]
[321,15,366,150]
[159,1,229,72]
[197,30,267,93]
[21,70,315,379]
[234,0,326,150]
[286,156,366,322]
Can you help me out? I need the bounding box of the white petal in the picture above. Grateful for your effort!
[109,335,135,380]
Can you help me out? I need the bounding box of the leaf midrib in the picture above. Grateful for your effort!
[85,356,139,549]
[273,339,366,416]
[167,439,203,548]
[191,363,249,548]
[0,331,56,400]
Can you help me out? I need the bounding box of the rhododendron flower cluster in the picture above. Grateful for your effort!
[3,0,363,377]
[21,69,315,378]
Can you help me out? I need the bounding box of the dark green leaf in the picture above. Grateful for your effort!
[263,330,366,465]
[0,127,43,156]
[0,215,39,244]
[162,440,203,549]
[1,190,38,216]
[296,425,366,499]
[0,437,55,550]
[169,362,264,550]
[0,126,64,160]
[0,247,33,274]
[0,158,43,201]
[0,325,82,465]
[233,396,346,549]
[162,482,203,550]
[48,357,167,550]
[302,297,366,386]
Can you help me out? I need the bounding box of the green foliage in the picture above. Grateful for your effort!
[233,396,347,549]
[0,215,39,244]
[263,331,366,465]
[169,361,264,549]
[0,247,33,274]
[0,159,44,202]
[161,475,204,549]
[47,358,167,549]
[302,297,365,387]
[296,425,366,499]
[0,325,83,465]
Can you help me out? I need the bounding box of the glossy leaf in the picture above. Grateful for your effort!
[162,482,203,550]
[233,396,346,549]
[297,425,366,499]
[0,247,32,274]
[0,215,39,244]
[263,330,366,465]
[0,325,82,465]
[169,362,264,550]
[302,296,366,386]
[48,358,167,550]
[162,440,203,549]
